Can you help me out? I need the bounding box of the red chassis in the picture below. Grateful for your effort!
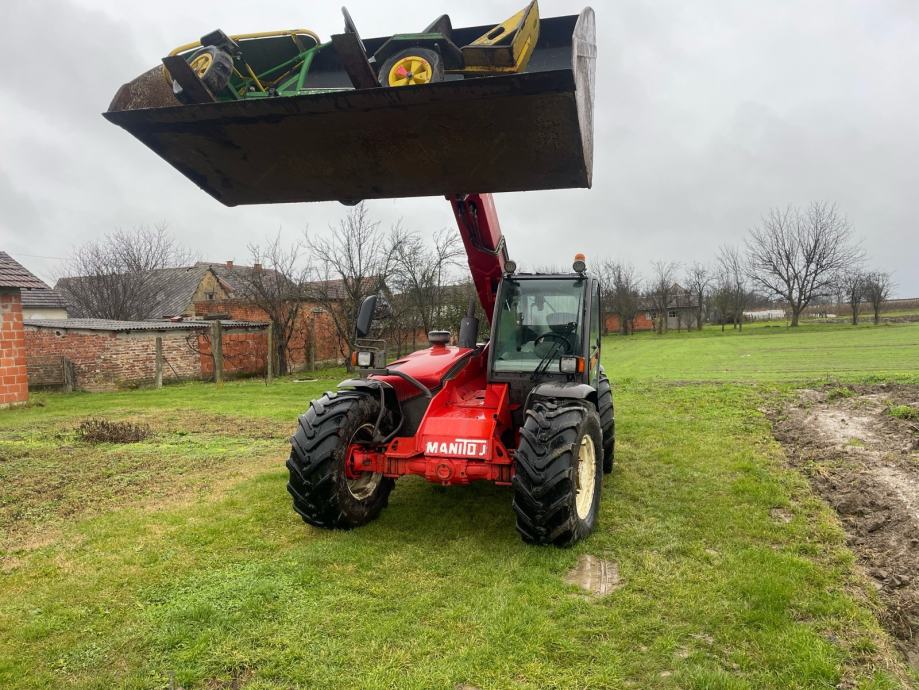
[346,192,517,487]
[346,342,516,486]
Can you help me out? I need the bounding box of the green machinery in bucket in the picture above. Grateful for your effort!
[104,2,596,206]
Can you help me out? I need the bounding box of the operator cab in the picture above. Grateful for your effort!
[488,262,602,389]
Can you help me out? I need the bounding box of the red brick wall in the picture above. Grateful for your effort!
[194,299,344,368]
[0,289,28,407]
[25,327,201,392]
[197,328,269,378]
[606,311,654,334]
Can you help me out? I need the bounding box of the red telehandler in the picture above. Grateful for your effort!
[289,193,614,546]
[104,4,608,545]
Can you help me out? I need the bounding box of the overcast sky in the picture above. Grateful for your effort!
[1,0,916,295]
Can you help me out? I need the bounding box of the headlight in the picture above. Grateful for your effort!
[559,356,585,374]
[356,351,373,367]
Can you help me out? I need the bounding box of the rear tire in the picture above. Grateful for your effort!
[172,45,233,103]
[287,391,394,529]
[598,367,615,473]
[513,400,603,547]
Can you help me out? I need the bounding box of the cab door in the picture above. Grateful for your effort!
[588,280,601,387]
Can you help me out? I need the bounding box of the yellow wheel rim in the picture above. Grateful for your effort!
[189,52,213,78]
[388,56,434,87]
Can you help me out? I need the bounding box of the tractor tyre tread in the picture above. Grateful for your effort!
[512,400,603,547]
[287,391,394,530]
[598,366,615,473]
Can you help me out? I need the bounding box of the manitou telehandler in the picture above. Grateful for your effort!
[104,3,608,545]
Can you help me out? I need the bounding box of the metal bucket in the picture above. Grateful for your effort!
[103,10,595,206]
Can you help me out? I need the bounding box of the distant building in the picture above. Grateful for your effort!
[744,309,786,321]
[56,261,278,320]
[605,284,701,333]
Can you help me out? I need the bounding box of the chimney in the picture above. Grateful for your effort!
[253,262,262,272]
[226,260,234,270]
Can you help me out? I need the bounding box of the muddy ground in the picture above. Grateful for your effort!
[771,384,919,671]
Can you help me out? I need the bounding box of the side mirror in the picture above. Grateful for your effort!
[355,294,378,339]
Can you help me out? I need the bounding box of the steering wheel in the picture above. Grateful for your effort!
[534,332,572,354]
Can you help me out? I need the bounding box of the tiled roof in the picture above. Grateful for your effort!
[20,287,68,309]
[0,252,49,290]
[24,318,268,332]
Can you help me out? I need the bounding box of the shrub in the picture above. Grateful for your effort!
[885,404,919,421]
[826,386,856,401]
[77,418,150,444]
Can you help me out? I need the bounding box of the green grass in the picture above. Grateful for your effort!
[603,322,919,383]
[885,404,918,421]
[0,325,916,688]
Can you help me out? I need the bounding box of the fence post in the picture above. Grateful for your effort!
[266,322,274,384]
[62,357,75,393]
[155,336,163,389]
[211,321,224,387]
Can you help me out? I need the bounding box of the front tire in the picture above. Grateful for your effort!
[287,392,394,529]
[513,401,603,547]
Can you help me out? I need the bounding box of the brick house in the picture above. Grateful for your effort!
[0,252,49,407]
[56,261,258,320]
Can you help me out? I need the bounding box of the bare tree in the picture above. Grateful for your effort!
[711,270,734,332]
[391,229,464,337]
[599,260,642,335]
[836,269,866,325]
[863,271,893,325]
[305,203,405,367]
[685,262,711,331]
[236,233,311,375]
[718,245,748,331]
[746,202,863,327]
[647,261,678,334]
[58,224,193,320]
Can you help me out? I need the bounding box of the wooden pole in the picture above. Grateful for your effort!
[212,321,224,387]
[266,322,273,384]
[154,336,163,389]
[308,317,316,371]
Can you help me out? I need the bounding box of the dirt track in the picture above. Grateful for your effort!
[772,385,919,671]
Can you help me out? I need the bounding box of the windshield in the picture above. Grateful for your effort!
[492,279,585,373]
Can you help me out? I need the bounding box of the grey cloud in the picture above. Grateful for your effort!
[0,0,915,293]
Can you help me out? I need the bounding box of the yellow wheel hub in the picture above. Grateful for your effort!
[388,56,434,87]
[189,52,213,78]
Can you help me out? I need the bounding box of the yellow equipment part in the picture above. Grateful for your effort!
[387,56,435,87]
[460,0,540,73]
[167,29,321,58]
[161,29,321,87]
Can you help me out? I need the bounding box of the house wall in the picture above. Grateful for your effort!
[197,327,269,378]
[194,299,344,368]
[21,306,68,321]
[0,289,29,407]
[187,272,232,316]
[605,311,654,334]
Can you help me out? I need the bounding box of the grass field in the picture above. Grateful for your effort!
[1,324,918,689]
